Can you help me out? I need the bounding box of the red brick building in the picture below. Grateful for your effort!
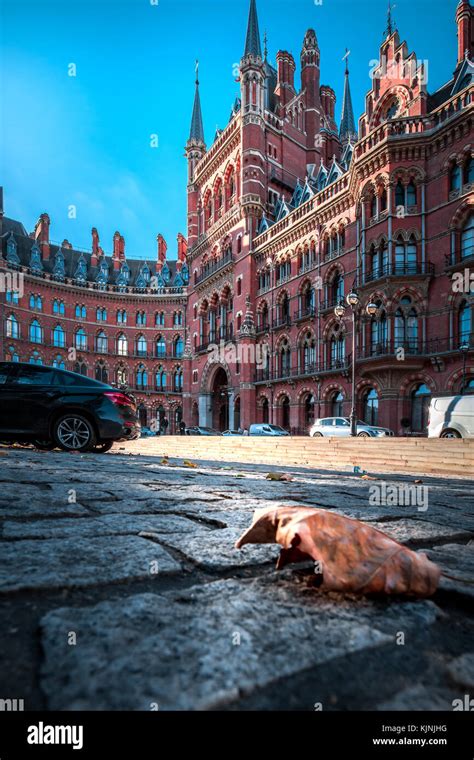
[1,0,473,436]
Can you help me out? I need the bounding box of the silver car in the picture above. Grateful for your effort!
[248,424,290,436]
[309,417,394,438]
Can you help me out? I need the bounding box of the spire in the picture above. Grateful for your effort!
[244,0,262,59]
[188,60,205,145]
[339,49,357,144]
[384,0,397,38]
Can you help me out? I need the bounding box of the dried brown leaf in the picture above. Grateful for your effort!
[236,506,440,597]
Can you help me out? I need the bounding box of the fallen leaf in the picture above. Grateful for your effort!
[236,506,440,597]
[183,460,198,468]
[160,458,170,465]
[360,474,377,480]
[414,479,423,484]
[266,472,294,482]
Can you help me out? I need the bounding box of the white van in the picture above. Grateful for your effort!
[428,395,474,439]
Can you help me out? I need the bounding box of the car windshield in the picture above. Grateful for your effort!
[268,425,285,432]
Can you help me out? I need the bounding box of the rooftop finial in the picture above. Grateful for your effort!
[188,61,205,145]
[384,1,396,38]
[263,30,268,61]
[343,47,350,75]
[244,0,262,59]
[195,59,199,85]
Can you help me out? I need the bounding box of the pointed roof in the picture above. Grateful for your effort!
[339,53,357,144]
[188,63,205,145]
[244,0,262,59]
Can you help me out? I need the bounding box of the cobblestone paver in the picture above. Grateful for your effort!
[0,445,473,711]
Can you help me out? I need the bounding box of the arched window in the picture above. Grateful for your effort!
[155,367,167,390]
[331,273,344,304]
[459,301,472,344]
[96,331,108,354]
[52,354,65,370]
[74,361,88,376]
[395,236,417,274]
[394,299,418,351]
[370,307,388,353]
[156,335,166,358]
[280,340,291,377]
[465,156,474,185]
[363,388,379,426]
[461,214,474,260]
[281,396,290,430]
[372,242,388,278]
[304,393,316,428]
[174,336,184,358]
[75,328,87,351]
[280,293,290,322]
[173,312,183,326]
[155,311,165,326]
[261,397,269,424]
[332,391,344,417]
[450,164,461,193]
[136,311,146,326]
[29,350,43,365]
[116,366,127,386]
[6,346,19,362]
[53,300,65,315]
[29,319,43,344]
[6,314,19,339]
[395,180,405,207]
[117,310,127,325]
[302,333,316,372]
[136,335,147,357]
[406,181,417,206]
[95,361,108,383]
[411,383,431,432]
[462,378,474,394]
[330,335,345,367]
[53,324,66,348]
[380,189,387,212]
[174,369,183,392]
[370,195,377,217]
[117,333,128,356]
[136,364,148,390]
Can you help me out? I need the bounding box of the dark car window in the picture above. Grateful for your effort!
[335,418,350,427]
[53,370,107,388]
[321,419,334,427]
[0,368,11,385]
[13,366,55,386]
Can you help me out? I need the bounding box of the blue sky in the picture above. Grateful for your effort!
[1,0,458,260]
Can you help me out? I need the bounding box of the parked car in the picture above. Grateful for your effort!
[428,395,474,439]
[223,430,244,436]
[0,362,141,453]
[309,417,394,437]
[140,426,158,437]
[248,423,290,436]
[185,426,222,436]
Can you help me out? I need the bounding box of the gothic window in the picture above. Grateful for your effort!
[394,298,418,351]
[136,335,147,357]
[156,335,166,358]
[465,156,474,185]
[395,180,405,207]
[136,364,148,390]
[95,362,108,383]
[53,300,65,315]
[29,294,42,310]
[395,236,417,274]
[302,332,316,372]
[450,164,462,193]
[155,311,165,326]
[332,391,344,417]
[6,291,19,304]
[281,396,290,430]
[459,301,472,344]
[380,189,387,212]
[75,328,87,351]
[370,194,377,217]
[370,305,387,353]
[304,394,316,428]
[117,309,127,324]
[261,397,269,423]
[406,181,417,206]
[461,214,474,260]
[155,367,167,391]
[173,311,183,326]
[29,350,43,365]
[174,337,184,358]
[96,331,108,354]
[116,366,128,386]
[280,339,291,377]
[53,324,66,348]
[75,305,87,319]
[136,311,147,326]
[411,383,431,432]
[6,314,19,339]
[6,346,19,362]
[117,333,128,356]
[331,273,344,305]
[174,369,183,392]
[52,355,66,370]
[330,334,345,368]
[363,388,379,426]
[29,319,43,344]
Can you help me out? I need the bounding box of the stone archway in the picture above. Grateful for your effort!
[211,366,230,431]
[199,361,234,431]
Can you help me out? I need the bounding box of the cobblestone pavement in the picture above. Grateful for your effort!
[0,445,473,711]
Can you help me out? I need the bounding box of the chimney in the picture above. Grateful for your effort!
[112,231,121,271]
[119,235,125,260]
[456,0,473,65]
[276,51,296,108]
[0,186,3,236]
[177,233,188,262]
[91,228,99,266]
[157,234,167,262]
[34,213,51,260]
[61,239,73,249]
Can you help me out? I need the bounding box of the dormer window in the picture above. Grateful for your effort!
[384,97,400,121]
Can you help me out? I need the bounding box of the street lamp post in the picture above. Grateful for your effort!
[266,256,275,424]
[335,292,377,437]
[460,342,469,395]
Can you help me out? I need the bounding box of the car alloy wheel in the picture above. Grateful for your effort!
[358,432,370,437]
[440,429,461,439]
[54,415,95,452]
[312,432,324,437]
[33,439,56,451]
[93,441,114,454]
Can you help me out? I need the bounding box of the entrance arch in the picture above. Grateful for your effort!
[211,366,230,431]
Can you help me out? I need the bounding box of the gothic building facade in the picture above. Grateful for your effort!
[1,0,473,435]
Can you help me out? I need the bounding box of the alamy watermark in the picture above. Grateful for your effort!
[207,340,269,368]
[369,482,429,512]
[0,270,24,298]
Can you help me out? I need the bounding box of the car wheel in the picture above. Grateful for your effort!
[93,441,114,454]
[358,431,370,437]
[312,432,324,437]
[33,439,56,451]
[53,414,96,452]
[440,429,462,439]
